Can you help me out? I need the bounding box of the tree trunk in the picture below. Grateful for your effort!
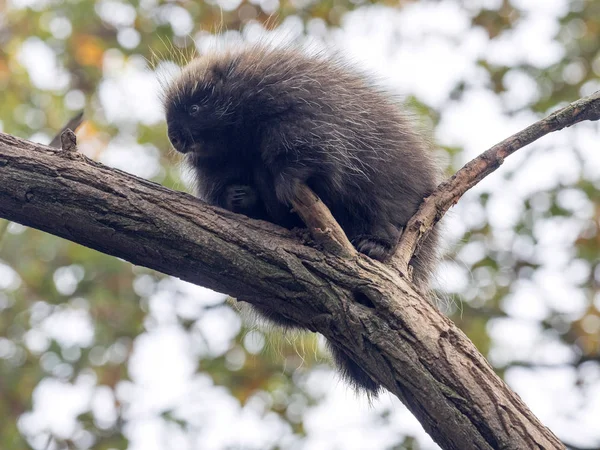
[0,132,564,449]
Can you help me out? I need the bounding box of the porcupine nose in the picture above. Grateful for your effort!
[167,127,187,153]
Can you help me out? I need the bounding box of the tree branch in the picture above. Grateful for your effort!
[291,183,356,258]
[6,92,597,449]
[0,128,567,449]
[391,90,600,273]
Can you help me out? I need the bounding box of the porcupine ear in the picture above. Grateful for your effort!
[210,65,227,85]
[209,57,238,86]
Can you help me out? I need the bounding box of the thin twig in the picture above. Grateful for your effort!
[48,111,84,149]
[391,90,600,273]
[59,129,78,152]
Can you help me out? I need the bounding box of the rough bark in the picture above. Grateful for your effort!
[0,131,565,449]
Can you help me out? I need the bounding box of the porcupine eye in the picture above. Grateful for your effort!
[189,104,200,116]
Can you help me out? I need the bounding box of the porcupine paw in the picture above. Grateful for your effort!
[354,236,393,262]
[224,184,259,213]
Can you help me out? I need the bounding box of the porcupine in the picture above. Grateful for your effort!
[163,45,440,395]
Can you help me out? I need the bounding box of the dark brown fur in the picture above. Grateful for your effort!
[163,46,439,395]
